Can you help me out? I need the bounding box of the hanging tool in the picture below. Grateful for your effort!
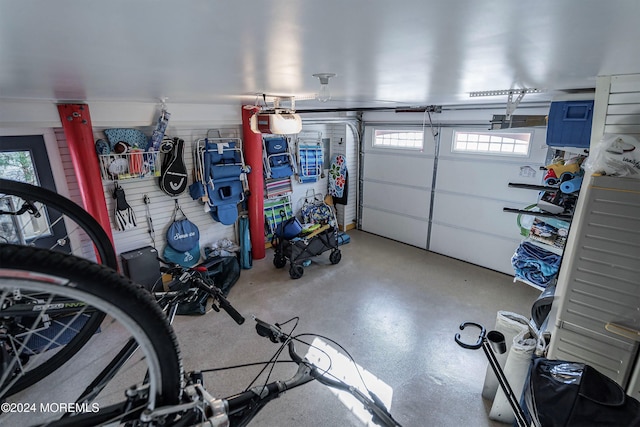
[143,194,156,248]
[113,182,137,231]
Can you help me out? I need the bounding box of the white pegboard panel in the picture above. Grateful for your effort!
[57,121,355,261]
[95,126,241,260]
[53,128,94,260]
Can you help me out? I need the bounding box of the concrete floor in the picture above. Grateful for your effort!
[173,230,541,427]
[4,230,541,426]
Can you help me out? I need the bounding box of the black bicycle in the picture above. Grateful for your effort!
[0,181,402,426]
[0,178,117,397]
[0,245,401,426]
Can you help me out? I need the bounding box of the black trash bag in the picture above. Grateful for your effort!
[175,255,240,316]
[176,289,209,316]
[199,255,240,297]
[525,358,640,427]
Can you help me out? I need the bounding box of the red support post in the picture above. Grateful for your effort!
[57,104,115,256]
[241,105,265,260]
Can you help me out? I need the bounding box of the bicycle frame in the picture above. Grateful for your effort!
[67,262,243,410]
[0,299,90,317]
[71,287,188,406]
[134,319,402,427]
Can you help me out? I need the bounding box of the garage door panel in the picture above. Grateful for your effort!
[432,192,523,239]
[364,153,434,187]
[363,181,430,219]
[430,223,518,274]
[436,158,544,204]
[362,207,428,248]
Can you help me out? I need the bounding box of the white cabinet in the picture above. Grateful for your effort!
[547,175,640,395]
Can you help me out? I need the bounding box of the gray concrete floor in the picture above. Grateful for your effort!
[5,230,540,426]
[173,230,541,426]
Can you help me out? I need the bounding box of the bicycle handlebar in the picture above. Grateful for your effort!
[212,318,402,427]
[158,260,245,325]
[192,276,245,325]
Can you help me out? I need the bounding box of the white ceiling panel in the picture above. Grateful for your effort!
[1,0,639,109]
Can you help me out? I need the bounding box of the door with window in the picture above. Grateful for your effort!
[360,125,549,274]
[361,127,436,248]
[0,135,70,251]
[429,127,549,274]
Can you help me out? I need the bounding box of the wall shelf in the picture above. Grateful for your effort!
[513,276,547,292]
[99,151,162,181]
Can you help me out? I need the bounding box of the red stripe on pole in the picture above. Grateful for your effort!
[241,106,265,260]
[57,104,115,257]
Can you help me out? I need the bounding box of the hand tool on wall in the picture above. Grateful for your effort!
[143,194,156,248]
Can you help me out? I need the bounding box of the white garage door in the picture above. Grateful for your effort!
[360,124,549,275]
[429,127,549,274]
[361,127,436,248]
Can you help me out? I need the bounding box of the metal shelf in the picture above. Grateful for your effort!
[99,151,162,181]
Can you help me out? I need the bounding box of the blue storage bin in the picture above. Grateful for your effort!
[546,100,594,148]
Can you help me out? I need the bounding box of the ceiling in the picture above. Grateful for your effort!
[1,0,640,111]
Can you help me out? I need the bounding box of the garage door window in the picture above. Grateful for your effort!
[373,130,424,150]
[452,131,531,157]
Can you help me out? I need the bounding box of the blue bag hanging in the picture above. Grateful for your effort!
[238,215,252,269]
[166,200,200,252]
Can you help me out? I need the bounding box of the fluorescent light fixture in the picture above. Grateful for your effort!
[250,112,302,134]
[470,88,544,97]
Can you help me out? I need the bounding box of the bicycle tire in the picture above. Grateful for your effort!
[0,179,117,396]
[0,178,117,268]
[0,244,182,421]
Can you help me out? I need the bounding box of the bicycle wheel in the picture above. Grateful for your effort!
[0,244,182,425]
[0,178,117,268]
[0,179,117,396]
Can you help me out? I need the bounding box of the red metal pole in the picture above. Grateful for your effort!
[57,104,115,255]
[241,105,265,260]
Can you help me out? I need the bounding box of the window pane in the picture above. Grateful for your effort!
[452,131,531,157]
[455,141,467,150]
[513,144,528,154]
[373,130,424,150]
[0,151,37,184]
[0,150,52,242]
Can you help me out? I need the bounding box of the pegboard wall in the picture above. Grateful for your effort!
[55,120,357,266]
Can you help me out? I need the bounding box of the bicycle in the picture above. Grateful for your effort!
[0,178,117,268]
[69,258,246,408]
[1,244,402,426]
[0,178,118,397]
[0,181,402,426]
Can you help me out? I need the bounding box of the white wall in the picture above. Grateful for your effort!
[1,99,358,263]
